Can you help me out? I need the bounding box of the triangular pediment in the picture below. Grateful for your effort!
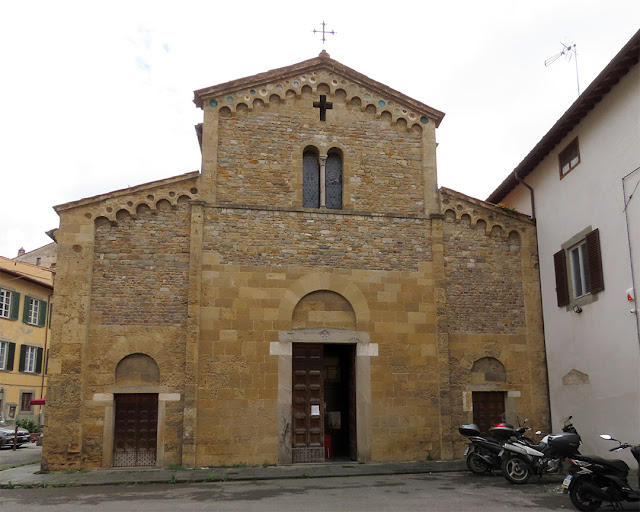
[193,51,445,127]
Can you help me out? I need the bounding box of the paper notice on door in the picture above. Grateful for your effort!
[328,411,341,429]
[311,405,320,416]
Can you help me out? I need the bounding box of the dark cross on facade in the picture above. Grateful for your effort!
[313,21,335,48]
[313,95,333,121]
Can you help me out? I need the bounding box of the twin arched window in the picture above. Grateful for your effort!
[303,148,342,209]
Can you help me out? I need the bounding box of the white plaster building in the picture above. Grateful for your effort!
[488,31,640,462]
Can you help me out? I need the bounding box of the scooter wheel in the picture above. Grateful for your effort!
[569,476,603,512]
[466,452,490,474]
[501,455,531,484]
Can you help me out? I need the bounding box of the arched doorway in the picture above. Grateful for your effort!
[470,357,507,435]
[112,354,159,467]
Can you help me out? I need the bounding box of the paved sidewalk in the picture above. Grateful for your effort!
[0,458,467,488]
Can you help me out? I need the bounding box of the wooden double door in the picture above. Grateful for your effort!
[113,393,158,467]
[292,343,356,463]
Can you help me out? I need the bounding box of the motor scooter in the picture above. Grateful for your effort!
[459,420,535,475]
[562,434,640,511]
[500,416,581,484]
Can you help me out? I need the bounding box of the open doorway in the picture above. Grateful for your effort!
[291,343,356,463]
[323,343,356,461]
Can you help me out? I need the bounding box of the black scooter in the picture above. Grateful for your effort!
[563,434,640,511]
[459,421,535,475]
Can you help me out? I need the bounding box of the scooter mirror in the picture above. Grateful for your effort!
[600,434,612,440]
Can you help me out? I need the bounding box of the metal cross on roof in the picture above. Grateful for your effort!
[313,21,335,48]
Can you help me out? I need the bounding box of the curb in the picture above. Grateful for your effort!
[0,460,468,489]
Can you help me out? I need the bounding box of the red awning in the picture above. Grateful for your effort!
[30,399,46,406]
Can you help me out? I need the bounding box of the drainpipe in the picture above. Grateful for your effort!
[39,291,53,430]
[514,170,535,220]
[622,167,640,345]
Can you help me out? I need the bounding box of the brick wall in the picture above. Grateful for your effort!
[92,202,191,326]
[443,212,525,334]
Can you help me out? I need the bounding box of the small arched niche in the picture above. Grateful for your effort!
[292,290,356,330]
[115,353,160,386]
[471,357,506,384]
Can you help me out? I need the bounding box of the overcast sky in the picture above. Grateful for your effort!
[1,1,638,259]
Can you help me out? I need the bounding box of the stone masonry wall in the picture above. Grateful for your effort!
[216,93,425,214]
[443,209,525,334]
[196,252,440,465]
[203,207,431,271]
[440,189,550,457]
[92,201,191,326]
[43,175,198,471]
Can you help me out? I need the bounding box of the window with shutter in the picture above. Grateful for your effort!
[0,341,8,370]
[19,345,38,373]
[555,227,605,309]
[37,300,47,327]
[585,228,604,294]
[554,250,570,307]
[0,289,19,320]
[559,137,580,178]
[23,297,46,326]
[19,344,26,372]
[35,347,44,374]
[5,342,15,371]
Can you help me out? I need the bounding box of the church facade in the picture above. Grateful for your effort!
[43,52,549,470]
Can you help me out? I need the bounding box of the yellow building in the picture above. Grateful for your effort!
[0,256,53,424]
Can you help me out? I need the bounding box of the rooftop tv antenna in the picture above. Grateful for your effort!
[545,42,580,96]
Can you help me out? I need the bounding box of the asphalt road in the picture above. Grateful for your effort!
[0,472,586,512]
[0,442,41,470]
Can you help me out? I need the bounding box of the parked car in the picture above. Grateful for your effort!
[0,420,30,448]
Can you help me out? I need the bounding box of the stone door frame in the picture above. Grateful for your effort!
[93,386,180,468]
[271,328,377,464]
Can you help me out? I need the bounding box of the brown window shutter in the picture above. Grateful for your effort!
[554,249,570,307]
[586,228,604,294]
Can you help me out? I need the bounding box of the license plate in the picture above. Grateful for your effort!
[562,474,572,489]
[463,447,469,456]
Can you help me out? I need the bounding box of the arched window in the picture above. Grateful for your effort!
[326,149,343,210]
[302,147,342,210]
[303,148,320,208]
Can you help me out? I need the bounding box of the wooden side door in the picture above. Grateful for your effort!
[472,391,505,436]
[113,393,158,467]
[292,343,324,463]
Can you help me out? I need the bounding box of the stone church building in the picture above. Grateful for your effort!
[43,52,549,470]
